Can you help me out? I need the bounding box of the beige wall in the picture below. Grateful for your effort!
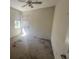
[51,0,69,59]
[65,28,69,58]
[22,7,55,39]
[10,7,22,38]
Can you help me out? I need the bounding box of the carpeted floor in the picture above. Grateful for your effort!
[10,36,54,59]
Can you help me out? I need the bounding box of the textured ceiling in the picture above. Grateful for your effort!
[10,0,59,12]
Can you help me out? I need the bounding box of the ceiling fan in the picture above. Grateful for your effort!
[18,0,42,8]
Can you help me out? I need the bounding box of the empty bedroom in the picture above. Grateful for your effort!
[10,0,69,59]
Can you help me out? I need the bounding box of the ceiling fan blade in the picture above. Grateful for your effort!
[22,4,28,7]
[18,0,26,2]
[32,2,42,4]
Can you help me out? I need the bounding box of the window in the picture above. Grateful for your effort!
[15,20,21,29]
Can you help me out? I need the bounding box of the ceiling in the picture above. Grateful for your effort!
[10,0,59,12]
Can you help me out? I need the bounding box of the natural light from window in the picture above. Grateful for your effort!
[15,20,21,29]
[21,28,26,36]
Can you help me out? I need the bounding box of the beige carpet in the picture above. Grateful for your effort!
[10,36,54,59]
